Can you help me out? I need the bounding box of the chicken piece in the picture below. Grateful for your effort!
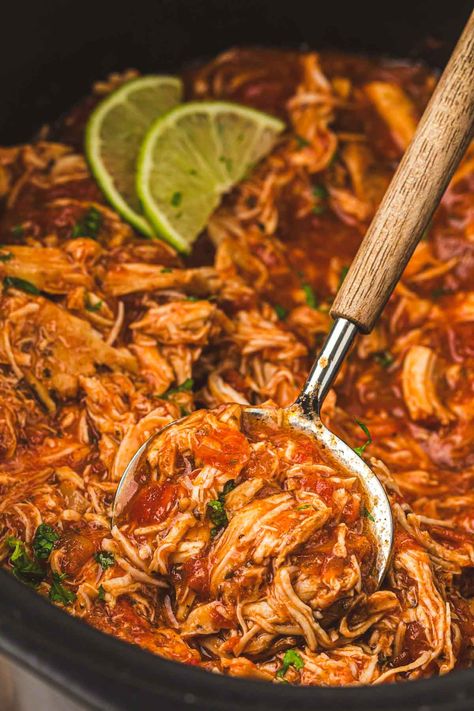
[341,143,390,214]
[0,246,92,293]
[402,345,454,425]
[131,300,230,346]
[364,81,418,151]
[300,646,380,685]
[181,600,234,636]
[210,492,330,593]
[0,293,136,403]
[112,404,178,481]
[102,263,221,297]
[233,309,307,362]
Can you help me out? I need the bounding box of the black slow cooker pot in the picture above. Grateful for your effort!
[0,1,473,709]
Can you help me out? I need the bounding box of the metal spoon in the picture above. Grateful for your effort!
[113,12,474,588]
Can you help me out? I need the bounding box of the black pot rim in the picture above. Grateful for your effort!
[1,570,473,711]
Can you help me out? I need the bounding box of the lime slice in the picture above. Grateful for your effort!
[85,75,183,236]
[136,102,285,252]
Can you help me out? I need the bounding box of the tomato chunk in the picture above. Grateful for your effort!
[194,426,250,471]
[128,481,177,526]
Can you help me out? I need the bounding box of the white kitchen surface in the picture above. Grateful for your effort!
[0,655,86,711]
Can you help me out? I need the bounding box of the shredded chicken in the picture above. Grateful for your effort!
[0,48,472,687]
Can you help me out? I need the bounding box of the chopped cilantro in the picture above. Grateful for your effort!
[3,276,40,295]
[274,304,287,320]
[186,295,200,302]
[207,480,236,537]
[32,523,59,560]
[171,191,182,207]
[71,207,102,239]
[363,506,375,523]
[85,294,103,312]
[97,584,106,601]
[7,537,45,587]
[312,185,328,200]
[49,572,76,606]
[374,350,394,368]
[338,265,349,288]
[11,224,24,237]
[295,134,310,148]
[94,551,115,570]
[276,649,304,679]
[354,419,372,456]
[161,378,194,400]
[302,283,318,309]
[0,251,13,262]
[160,267,173,274]
[297,504,311,511]
[208,499,227,536]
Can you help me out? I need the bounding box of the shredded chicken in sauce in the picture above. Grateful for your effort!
[0,48,473,686]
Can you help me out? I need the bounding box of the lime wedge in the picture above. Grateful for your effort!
[136,102,285,252]
[85,76,183,236]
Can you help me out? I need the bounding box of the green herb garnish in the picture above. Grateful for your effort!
[274,304,287,320]
[431,287,448,299]
[94,551,115,570]
[11,224,24,237]
[373,350,394,368]
[0,251,13,262]
[32,524,59,560]
[276,649,304,679]
[207,480,236,537]
[161,378,194,400]
[171,191,182,207]
[363,506,375,523]
[49,572,76,606]
[295,134,310,148]
[302,283,318,309]
[98,584,106,601]
[312,185,328,200]
[71,207,102,239]
[85,294,103,312]
[354,419,372,456]
[160,267,173,274]
[3,276,40,295]
[7,537,45,587]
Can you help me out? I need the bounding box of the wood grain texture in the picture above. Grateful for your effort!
[331,11,474,333]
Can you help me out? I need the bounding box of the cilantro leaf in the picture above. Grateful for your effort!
[363,506,375,523]
[7,537,45,587]
[3,276,40,295]
[354,419,372,456]
[161,378,194,400]
[0,251,13,262]
[49,572,76,606]
[32,523,59,560]
[274,304,287,320]
[94,551,115,570]
[98,584,106,601]
[295,134,310,148]
[207,480,236,537]
[71,207,102,239]
[276,649,304,678]
[373,350,394,368]
[302,283,318,309]
[85,294,103,312]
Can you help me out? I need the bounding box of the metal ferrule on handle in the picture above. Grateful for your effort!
[296,318,358,417]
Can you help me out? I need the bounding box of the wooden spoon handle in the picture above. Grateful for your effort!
[331,11,474,333]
